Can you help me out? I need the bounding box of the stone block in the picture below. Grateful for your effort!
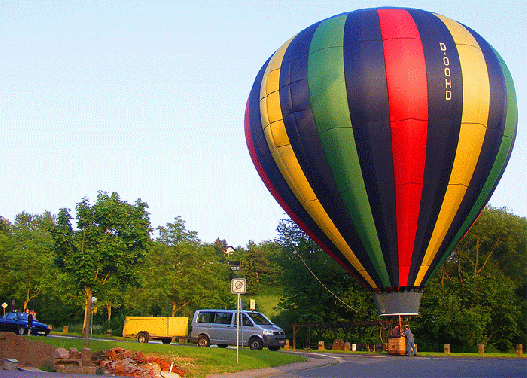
[54,348,69,359]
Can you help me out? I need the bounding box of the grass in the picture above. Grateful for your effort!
[25,334,306,378]
[252,287,283,318]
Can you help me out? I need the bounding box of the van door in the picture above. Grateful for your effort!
[236,313,258,346]
[211,311,234,345]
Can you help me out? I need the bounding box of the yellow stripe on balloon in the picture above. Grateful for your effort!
[415,15,490,285]
[259,37,377,289]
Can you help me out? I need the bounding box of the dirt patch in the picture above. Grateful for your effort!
[0,332,56,369]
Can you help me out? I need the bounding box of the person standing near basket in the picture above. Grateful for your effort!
[402,325,417,356]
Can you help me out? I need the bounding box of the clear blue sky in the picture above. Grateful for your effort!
[1,0,525,247]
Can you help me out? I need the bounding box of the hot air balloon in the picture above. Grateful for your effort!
[244,7,517,316]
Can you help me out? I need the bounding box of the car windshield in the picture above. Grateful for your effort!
[247,312,272,325]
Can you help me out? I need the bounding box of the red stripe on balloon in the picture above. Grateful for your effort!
[244,99,370,289]
[377,9,428,287]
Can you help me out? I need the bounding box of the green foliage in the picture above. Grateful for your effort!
[51,191,152,339]
[238,240,282,295]
[415,207,526,352]
[128,217,234,318]
[273,219,378,347]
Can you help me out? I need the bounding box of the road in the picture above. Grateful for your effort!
[271,353,527,378]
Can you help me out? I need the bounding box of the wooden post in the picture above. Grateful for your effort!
[292,325,297,350]
[318,341,325,350]
[516,344,523,356]
[63,326,68,334]
[444,344,450,354]
[478,344,485,355]
[284,339,289,350]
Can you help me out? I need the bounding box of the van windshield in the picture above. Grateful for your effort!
[247,312,272,325]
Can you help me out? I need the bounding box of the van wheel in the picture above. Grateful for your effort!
[197,335,210,347]
[137,332,149,343]
[249,337,263,350]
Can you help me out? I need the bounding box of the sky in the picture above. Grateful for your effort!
[1,0,525,247]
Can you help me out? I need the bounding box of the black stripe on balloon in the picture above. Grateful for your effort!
[279,16,384,289]
[343,9,399,288]
[405,9,463,286]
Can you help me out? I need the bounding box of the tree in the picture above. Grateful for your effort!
[51,192,152,344]
[415,207,526,352]
[132,217,233,318]
[239,240,281,295]
[0,212,58,311]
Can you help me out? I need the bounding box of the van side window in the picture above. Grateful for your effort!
[234,314,254,326]
[214,312,233,325]
[197,312,214,323]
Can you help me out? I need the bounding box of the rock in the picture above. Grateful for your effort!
[54,348,69,359]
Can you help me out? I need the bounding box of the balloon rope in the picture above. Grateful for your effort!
[291,245,358,313]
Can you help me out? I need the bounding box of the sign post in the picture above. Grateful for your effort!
[231,278,246,363]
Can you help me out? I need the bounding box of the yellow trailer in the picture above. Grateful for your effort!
[122,316,189,344]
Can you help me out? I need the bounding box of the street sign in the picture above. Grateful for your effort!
[231,278,246,294]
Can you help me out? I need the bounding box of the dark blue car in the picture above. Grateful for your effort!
[0,312,51,336]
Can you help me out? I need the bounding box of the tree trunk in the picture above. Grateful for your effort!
[106,302,112,328]
[83,287,92,346]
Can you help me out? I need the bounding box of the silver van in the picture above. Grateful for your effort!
[189,309,286,350]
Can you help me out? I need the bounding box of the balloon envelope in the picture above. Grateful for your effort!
[245,8,517,316]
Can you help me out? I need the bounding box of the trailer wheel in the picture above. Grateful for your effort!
[197,334,210,347]
[137,332,149,343]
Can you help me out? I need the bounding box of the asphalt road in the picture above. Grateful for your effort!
[271,353,527,378]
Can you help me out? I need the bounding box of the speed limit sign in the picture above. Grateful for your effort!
[231,278,246,294]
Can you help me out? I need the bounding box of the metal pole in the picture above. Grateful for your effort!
[236,293,240,363]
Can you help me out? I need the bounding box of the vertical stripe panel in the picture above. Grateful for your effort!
[377,9,428,287]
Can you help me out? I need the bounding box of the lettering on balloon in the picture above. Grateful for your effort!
[439,42,452,101]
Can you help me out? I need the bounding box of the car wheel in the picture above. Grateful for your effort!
[16,326,26,336]
[137,332,149,343]
[249,337,263,350]
[197,335,210,347]
[268,346,280,351]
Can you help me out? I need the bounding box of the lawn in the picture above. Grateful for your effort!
[26,335,306,377]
